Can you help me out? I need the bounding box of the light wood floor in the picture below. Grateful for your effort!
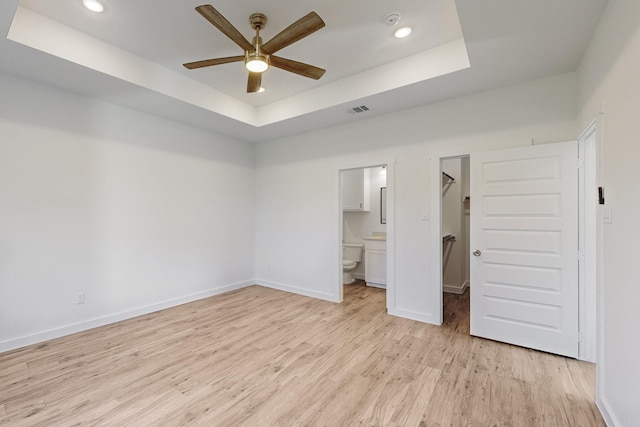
[0,283,604,426]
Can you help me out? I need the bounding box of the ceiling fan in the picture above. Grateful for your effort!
[183,5,326,93]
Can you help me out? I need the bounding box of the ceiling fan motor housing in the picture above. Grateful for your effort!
[250,13,267,31]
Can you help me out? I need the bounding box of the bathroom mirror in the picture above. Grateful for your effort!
[380,187,387,224]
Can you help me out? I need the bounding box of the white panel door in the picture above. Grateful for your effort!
[470,141,579,358]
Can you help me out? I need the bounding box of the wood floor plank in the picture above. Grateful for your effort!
[0,283,604,426]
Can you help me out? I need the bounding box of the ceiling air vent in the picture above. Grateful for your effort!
[348,105,370,114]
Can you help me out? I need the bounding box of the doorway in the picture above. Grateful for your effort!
[337,159,395,311]
[341,166,387,301]
[440,156,471,326]
[431,139,598,361]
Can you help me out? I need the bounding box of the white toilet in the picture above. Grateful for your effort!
[343,243,364,284]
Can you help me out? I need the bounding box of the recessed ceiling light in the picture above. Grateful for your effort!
[394,27,412,39]
[83,0,104,13]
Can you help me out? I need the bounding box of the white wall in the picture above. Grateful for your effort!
[255,72,577,321]
[343,166,387,278]
[578,0,640,425]
[0,72,256,351]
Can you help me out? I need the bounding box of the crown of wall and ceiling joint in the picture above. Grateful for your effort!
[3,0,608,141]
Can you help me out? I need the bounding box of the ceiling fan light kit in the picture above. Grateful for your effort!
[183,4,326,93]
[245,52,269,73]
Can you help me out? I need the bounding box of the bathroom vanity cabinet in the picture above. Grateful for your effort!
[342,168,370,211]
[364,238,386,288]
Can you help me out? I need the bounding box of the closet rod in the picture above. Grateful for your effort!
[442,171,455,182]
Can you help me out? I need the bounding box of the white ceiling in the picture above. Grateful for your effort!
[0,0,608,143]
[16,0,463,106]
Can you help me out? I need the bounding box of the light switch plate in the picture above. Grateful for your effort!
[421,210,429,220]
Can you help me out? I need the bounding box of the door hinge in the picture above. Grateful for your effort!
[578,158,585,169]
[578,332,584,343]
[577,250,584,261]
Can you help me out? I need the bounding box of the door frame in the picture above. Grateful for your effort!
[430,141,598,361]
[578,122,598,362]
[336,157,395,311]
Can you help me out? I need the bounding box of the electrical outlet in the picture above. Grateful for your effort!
[76,292,85,305]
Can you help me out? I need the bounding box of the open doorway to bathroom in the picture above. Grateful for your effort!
[340,165,388,305]
[440,156,471,329]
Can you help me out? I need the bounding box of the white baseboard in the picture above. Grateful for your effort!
[255,279,338,303]
[0,280,254,353]
[2,279,469,355]
[597,393,620,427]
[388,307,439,325]
[443,280,469,295]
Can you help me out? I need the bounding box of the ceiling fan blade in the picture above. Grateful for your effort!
[247,72,262,93]
[262,12,325,54]
[270,56,326,80]
[183,55,245,69]
[195,5,254,52]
